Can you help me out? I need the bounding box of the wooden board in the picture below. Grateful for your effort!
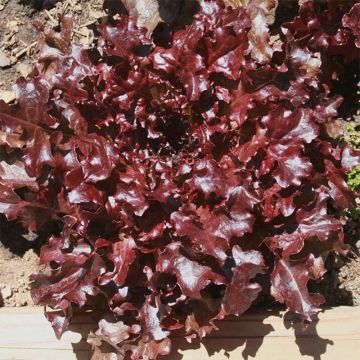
[0,306,359,359]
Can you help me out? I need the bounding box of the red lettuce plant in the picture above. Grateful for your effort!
[0,0,359,358]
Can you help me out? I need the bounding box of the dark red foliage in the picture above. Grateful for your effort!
[0,1,359,359]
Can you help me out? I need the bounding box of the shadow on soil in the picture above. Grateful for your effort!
[0,215,47,256]
[18,0,62,11]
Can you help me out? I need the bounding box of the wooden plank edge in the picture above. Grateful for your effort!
[0,306,359,360]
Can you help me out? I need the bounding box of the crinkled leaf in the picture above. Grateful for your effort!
[270,256,325,321]
[96,319,141,345]
[31,254,106,309]
[0,184,27,220]
[99,237,137,286]
[156,242,225,298]
[23,129,54,177]
[343,3,360,48]
[80,135,118,183]
[120,0,161,35]
[221,246,265,316]
[0,160,38,191]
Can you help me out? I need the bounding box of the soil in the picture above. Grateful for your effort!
[0,243,41,307]
[315,242,360,306]
[0,0,359,309]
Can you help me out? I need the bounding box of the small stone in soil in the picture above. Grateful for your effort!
[0,90,16,103]
[15,299,27,307]
[16,62,32,77]
[0,49,11,67]
[0,285,12,299]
